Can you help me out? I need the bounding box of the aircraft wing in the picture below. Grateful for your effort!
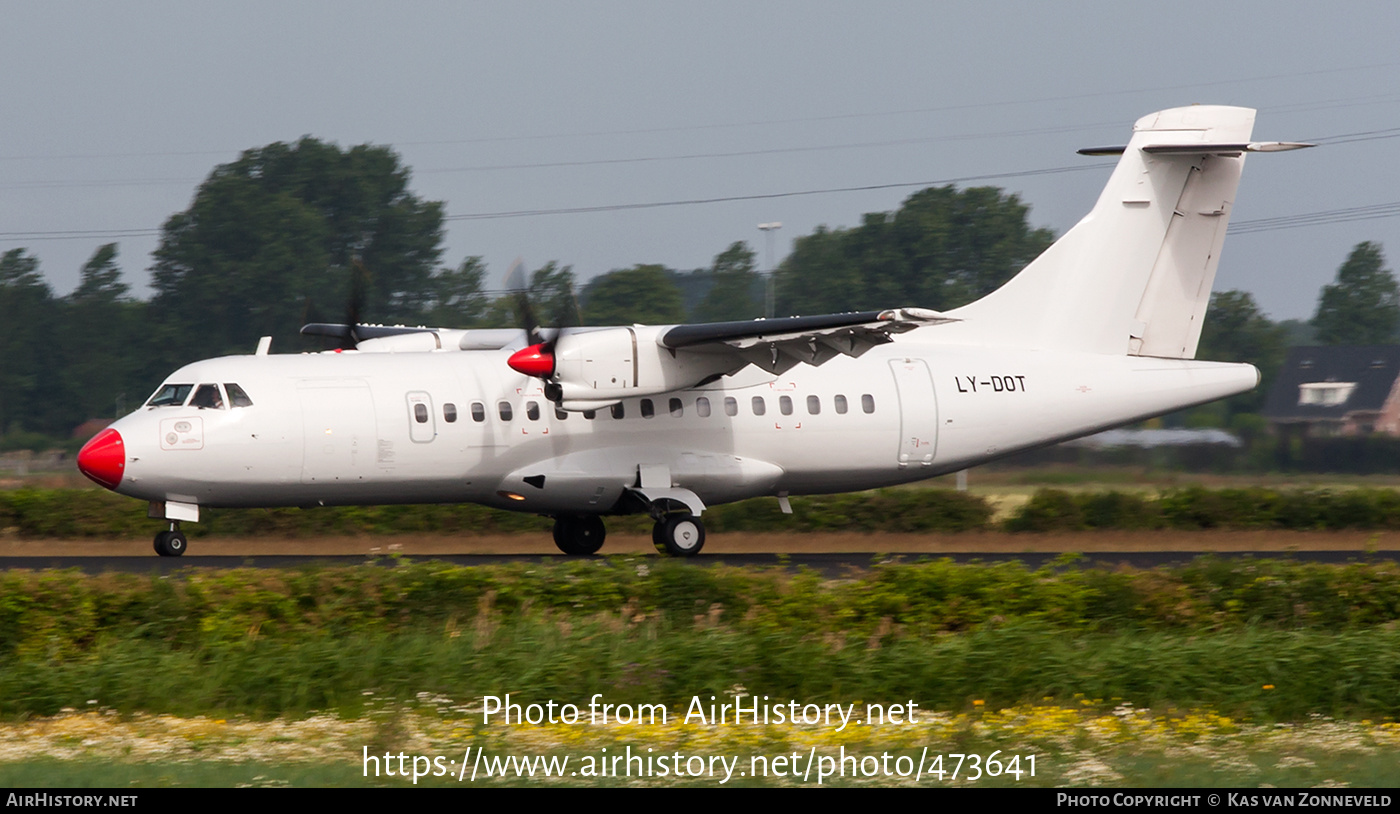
[300,323,530,352]
[300,323,434,341]
[658,307,955,374]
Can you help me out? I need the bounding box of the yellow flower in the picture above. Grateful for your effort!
[1263,685,1275,690]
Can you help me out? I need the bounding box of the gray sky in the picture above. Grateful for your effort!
[3,0,1398,321]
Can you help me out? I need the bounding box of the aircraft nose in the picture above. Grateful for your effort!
[77,428,126,489]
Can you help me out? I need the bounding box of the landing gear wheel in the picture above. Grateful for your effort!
[655,514,705,557]
[552,515,606,555]
[153,530,187,557]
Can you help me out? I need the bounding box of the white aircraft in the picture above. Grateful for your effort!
[76,106,1309,557]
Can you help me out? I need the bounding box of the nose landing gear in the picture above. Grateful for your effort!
[154,523,188,557]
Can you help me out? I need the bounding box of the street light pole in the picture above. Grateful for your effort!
[757,222,781,318]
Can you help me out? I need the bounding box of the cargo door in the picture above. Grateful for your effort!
[299,379,378,484]
[889,358,938,466]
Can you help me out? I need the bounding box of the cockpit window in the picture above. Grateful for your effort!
[190,384,225,410]
[224,383,254,407]
[147,384,193,407]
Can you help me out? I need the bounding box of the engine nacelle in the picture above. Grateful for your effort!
[550,326,737,410]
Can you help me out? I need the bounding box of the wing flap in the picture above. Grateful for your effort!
[662,307,954,374]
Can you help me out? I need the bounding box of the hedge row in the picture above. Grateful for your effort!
[4,558,1400,660]
[11,486,1400,538]
[0,488,992,538]
[1003,486,1400,532]
[7,558,1400,719]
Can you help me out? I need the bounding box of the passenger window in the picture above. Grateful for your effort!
[641,399,655,419]
[498,402,513,421]
[443,403,458,423]
[224,383,254,407]
[779,395,793,416]
[834,394,848,414]
[611,403,625,420]
[724,397,738,417]
[555,408,568,420]
[807,395,821,415]
[471,402,486,422]
[669,398,683,417]
[862,394,875,414]
[147,384,193,407]
[190,384,225,410]
[697,397,711,418]
[751,396,766,416]
[414,403,429,423]
[526,401,541,421]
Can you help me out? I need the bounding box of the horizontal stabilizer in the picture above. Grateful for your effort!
[1079,141,1313,157]
[945,105,1312,359]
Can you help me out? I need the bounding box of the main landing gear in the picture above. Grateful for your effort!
[153,523,188,557]
[652,513,705,557]
[553,514,606,555]
[551,512,707,557]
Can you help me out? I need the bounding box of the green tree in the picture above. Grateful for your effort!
[0,250,59,435]
[71,243,128,304]
[150,138,444,358]
[775,185,1054,316]
[529,262,580,328]
[425,256,490,327]
[694,241,761,322]
[1311,242,1400,345]
[582,264,685,325]
[60,245,146,423]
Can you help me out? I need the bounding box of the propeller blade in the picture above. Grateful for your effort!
[504,257,545,346]
[343,259,371,350]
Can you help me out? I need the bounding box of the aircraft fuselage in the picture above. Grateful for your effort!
[98,338,1256,516]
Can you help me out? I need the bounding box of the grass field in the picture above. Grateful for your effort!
[1,703,1395,787]
[5,469,1400,788]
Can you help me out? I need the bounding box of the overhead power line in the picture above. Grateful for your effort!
[441,164,1112,222]
[7,170,1400,244]
[4,60,1400,163]
[1228,202,1400,235]
[0,163,1112,241]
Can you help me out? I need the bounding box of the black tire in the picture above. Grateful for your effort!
[651,523,668,555]
[552,515,606,555]
[154,530,187,557]
[657,514,705,557]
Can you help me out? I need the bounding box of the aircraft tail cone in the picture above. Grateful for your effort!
[77,428,125,489]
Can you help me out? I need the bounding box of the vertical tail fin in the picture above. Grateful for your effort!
[943,105,1295,358]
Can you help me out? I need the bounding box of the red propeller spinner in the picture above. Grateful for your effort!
[507,344,555,378]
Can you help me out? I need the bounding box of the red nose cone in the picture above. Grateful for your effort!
[77,428,125,490]
[507,344,555,377]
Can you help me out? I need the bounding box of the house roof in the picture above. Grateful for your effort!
[1066,428,1242,448]
[1263,345,1400,421]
